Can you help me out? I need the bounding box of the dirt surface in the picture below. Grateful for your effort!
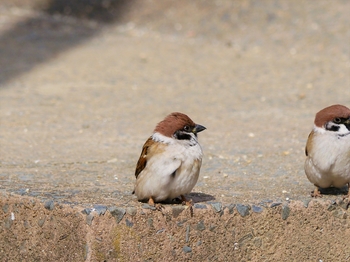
[0,0,350,261]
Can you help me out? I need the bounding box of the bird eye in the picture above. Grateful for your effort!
[334,117,342,124]
[183,125,190,132]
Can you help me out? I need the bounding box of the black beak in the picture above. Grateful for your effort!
[193,124,206,134]
[345,118,350,130]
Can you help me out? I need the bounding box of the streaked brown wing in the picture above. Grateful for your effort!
[135,137,154,178]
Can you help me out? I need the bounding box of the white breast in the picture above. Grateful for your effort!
[134,132,203,202]
[305,128,350,188]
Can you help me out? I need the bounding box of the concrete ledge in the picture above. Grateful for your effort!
[1,194,349,261]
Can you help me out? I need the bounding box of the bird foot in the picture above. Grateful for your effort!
[311,187,322,198]
[180,195,193,217]
[148,197,164,210]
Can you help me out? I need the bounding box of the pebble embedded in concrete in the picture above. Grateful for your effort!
[281,205,290,220]
[236,204,250,217]
[44,200,55,211]
[183,246,192,253]
[109,206,126,223]
[252,205,263,213]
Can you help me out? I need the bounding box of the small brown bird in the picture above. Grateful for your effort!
[304,104,350,199]
[133,112,206,206]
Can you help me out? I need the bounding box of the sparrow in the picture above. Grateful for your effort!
[304,104,350,199]
[133,112,206,207]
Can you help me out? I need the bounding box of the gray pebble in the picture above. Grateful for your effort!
[172,206,186,218]
[23,220,30,229]
[225,203,235,214]
[338,199,349,210]
[38,217,46,227]
[193,203,207,209]
[332,209,347,219]
[196,220,206,231]
[93,205,107,216]
[126,207,137,216]
[147,218,153,227]
[125,219,133,227]
[210,202,222,213]
[185,225,190,242]
[109,207,126,223]
[141,203,156,210]
[82,208,92,215]
[196,240,202,246]
[156,228,165,234]
[4,217,12,229]
[183,246,192,253]
[44,200,55,211]
[302,199,311,208]
[270,202,282,208]
[281,205,290,220]
[86,214,94,226]
[236,204,250,217]
[238,233,253,246]
[2,204,9,213]
[252,205,263,213]
[327,203,337,211]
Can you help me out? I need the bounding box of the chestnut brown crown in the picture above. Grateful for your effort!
[314,104,350,128]
[154,112,204,138]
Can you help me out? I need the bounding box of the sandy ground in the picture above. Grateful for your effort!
[0,0,350,261]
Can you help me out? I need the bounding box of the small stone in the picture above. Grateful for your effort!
[338,199,349,210]
[209,202,222,213]
[209,225,217,232]
[125,219,133,227]
[183,246,192,253]
[302,199,311,208]
[23,220,30,229]
[253,237,262,248]
[4,217,12,229]
[93,205,107,216]
[236,204,250,217]
[225,204,235,214]
[196,240,202,246]
[109,207,126,223]
[327,204,337,211]
[2,204,9,213]
[196,220,206,231]
[147,218,153,227]
[82,208,92,215]
[270,202,282,208]
[193,203,207,209]
[86,214,94,226]
[252,205,263,213]
[172,206,186,218]
[38,217,46,227]
[238,233,253,246]
[156,228,165,234]
[185,225,190,242]
[332,209,347,219]
[44,200,55,211]
[281,205,290,220]
[126,207,137,216]
[141,204,156,210]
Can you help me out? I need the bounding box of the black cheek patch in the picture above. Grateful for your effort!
[325,123,340,132]
[174,131,192,140]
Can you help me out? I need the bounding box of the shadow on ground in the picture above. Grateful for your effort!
[0,0,135,87]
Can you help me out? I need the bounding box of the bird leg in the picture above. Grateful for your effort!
[148,197,155,206]
[181,195,193,217]
[311,186,322,198]
[148,197,163,210]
